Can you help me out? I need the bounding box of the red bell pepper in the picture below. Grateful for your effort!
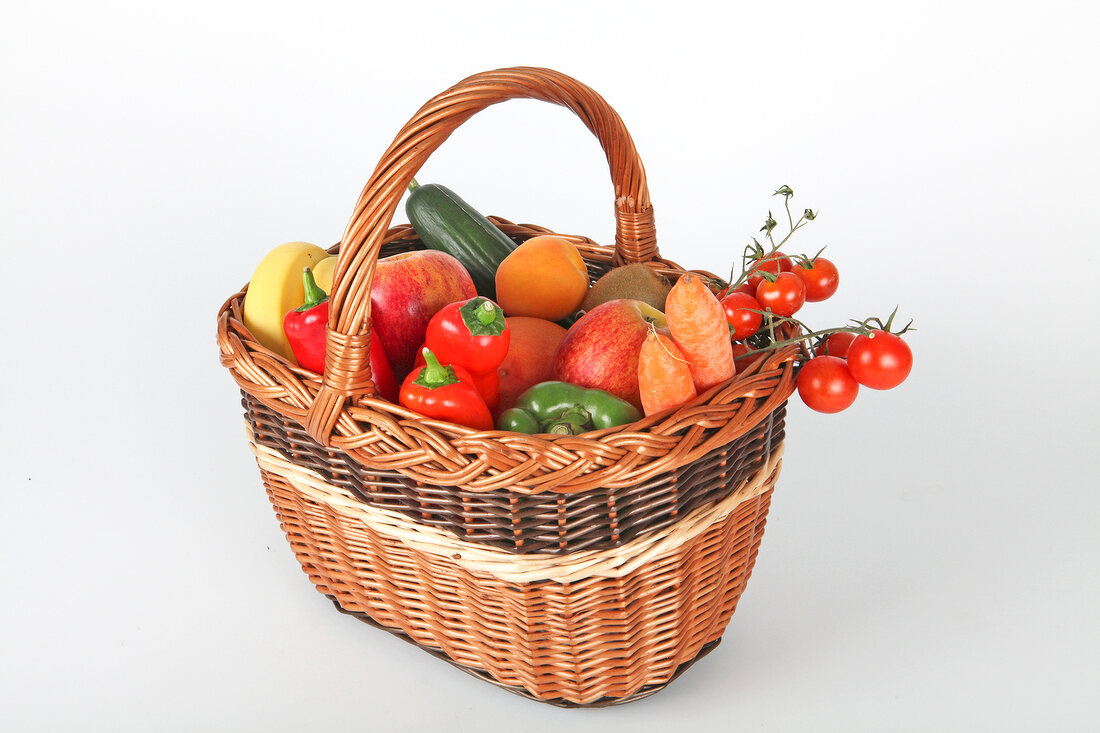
[400,348,493,430]
[368,335,399,403]
[472,370,499,413]
[284,268,399,403]
[283,268,329,374]
[424,297,510,375]
[413,346,500,412]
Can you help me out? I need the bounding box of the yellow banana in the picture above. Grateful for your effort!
[311,254,338,295]
[242,241,329,361]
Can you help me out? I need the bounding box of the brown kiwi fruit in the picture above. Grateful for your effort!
[581,263,672,312]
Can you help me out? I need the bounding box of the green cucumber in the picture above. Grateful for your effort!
[405,179,517,299]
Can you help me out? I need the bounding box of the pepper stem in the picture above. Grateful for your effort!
[546,421,582,435]
[414,348,459,389]
[459,297,507,336]
[296,268,328,311]
[476,300,497,325]
[421,348,447,381]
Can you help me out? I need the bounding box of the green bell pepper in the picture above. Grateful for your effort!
[497,381,642,435]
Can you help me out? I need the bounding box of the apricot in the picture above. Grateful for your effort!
[496,317,568,411]
[494,235,589,321]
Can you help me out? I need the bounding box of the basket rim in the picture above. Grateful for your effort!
[218,220,800,495]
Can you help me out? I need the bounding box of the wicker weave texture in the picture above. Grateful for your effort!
[327,600,724,707]
[246,390,785,554]
[217,67,803,706]
[258,438,780,705]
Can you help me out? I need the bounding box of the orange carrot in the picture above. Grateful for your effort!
[665,274,736,391]
[638,330,698,416]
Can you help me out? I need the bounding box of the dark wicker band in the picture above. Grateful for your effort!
[246,392,784,554]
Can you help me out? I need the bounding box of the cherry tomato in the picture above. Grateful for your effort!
[792,257,839,302]
[732,341,764,373]
[815,332,857,359]
[720,292,764,340]
[846,330,913,389]
[797,356,859,413]
[746,251,792,290]
[716,281,756,300]
[755,272,806,317]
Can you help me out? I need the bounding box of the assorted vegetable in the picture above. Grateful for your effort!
[412,297,511,411]
[637,330,696,417]
[279,266,398,402]
[791,252,839,302]
[497,381,641,435]
[405,179,517,299]
[367,336,400,404]
[240,180,912,431]
[664,274,735,392]
[815,332,857,359]
[716,185,914,413]
[796,356,859,414]
[846,329,913,390]
[242,241,329,361]
[400,348,494,430]
[413,346,501,411]
[424,297,511,377]
[283,268,330,374]
[755,271,805,318]
[720,291,764,341]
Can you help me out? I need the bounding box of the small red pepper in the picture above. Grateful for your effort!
[424,297,511,375]
[366,333,399,403]
[284,268,329,374]
[472,370,500,413]
[414,347,500,412]
[284,268,399,403]
[400,348,493,430]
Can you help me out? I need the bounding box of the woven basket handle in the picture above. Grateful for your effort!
[305,66,657,444]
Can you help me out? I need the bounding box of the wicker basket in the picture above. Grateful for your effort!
[217,67,800,707]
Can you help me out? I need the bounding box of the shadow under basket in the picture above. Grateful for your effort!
[217,66,802,706]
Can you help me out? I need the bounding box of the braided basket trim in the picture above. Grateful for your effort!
[218,223,800,495]
[217,66,800,494]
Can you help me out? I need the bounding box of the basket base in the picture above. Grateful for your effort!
[326,594,722,708]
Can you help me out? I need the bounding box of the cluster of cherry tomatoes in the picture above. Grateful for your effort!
[714,189,913,414]
[797,317,913,413]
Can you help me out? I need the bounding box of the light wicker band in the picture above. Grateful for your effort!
[254,427,779,704]
[249,422,782,584]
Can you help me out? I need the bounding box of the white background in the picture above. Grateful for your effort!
[3,1,1098,731]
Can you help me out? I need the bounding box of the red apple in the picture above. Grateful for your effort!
[552,299,668,409]
[371,250,476,379]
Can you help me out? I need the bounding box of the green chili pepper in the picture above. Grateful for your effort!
[496,381,642,434]
[497,407,540,434]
